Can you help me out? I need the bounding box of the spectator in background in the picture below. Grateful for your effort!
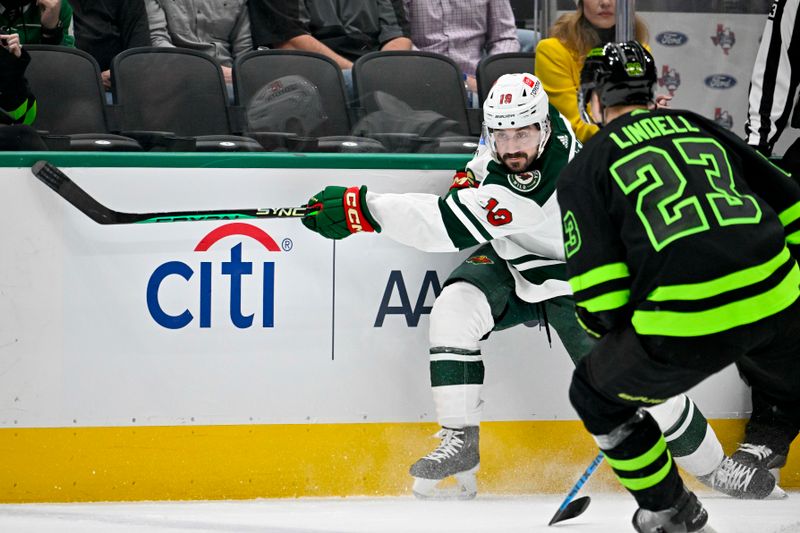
[70,0,150,90]
[0,32,48,149]
[0,31,35,125]
[0,0,74,46]
[145,0,252,86]
[403,0,524,107]
[534,0,650,143]
[745,0,799,178]
[248,0,413,97]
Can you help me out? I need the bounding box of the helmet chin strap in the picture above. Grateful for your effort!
[591,97,606,129]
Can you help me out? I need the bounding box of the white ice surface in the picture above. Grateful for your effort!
[0,492,798,533]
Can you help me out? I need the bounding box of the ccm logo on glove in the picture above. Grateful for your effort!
[345,186,375,233]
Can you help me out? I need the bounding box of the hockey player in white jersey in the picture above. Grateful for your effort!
[301,74,776,500]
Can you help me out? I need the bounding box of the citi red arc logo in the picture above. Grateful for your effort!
[146,223,280,330]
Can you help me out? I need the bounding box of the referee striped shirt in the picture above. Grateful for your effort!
[745,0,800,155]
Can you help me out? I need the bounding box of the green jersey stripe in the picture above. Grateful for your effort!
[22,100,37,125]
[787,230,800,245]
[438,197,480,249]
[578,289,631,313]
[443,195,487,244]
[7,98,31,121]
[519,263,568,284]
[605,437,668,472]
[507,253,550,265]
[451,193,493,241]
[779,201,800,227]
[632,262,800,336]
[647,247,791,302]
[569,262,630,292]
[4,98,37,126]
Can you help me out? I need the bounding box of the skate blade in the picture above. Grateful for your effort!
[765,483,788,500]
[412,466,478,500]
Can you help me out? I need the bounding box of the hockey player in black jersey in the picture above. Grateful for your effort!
[557,41,800,532]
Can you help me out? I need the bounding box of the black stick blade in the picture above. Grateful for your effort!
[32,161,308,225]
[31,160,121,224]
[548,496,591,526]
[32,160,65,193]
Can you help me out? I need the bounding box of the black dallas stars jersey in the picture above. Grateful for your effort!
[367,104,581,303]
[557,108,800,338]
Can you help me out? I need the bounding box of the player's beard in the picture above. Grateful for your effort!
[502,151,535,173]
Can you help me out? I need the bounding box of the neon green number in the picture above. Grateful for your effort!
[674,138,761,227]
[609,140,760,252]
[610,146,708,251]
[563,210,582,258]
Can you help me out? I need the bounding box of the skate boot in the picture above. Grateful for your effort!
[696,454,775,499]
[730,443,788,498]
[731,443,787,482]
[409,426,479,500]
[633,488,715,533]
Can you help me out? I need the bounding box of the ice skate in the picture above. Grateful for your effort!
[632,488,716,533]
[409,426,479,500]
[730,443,788,498]
[731,443,787,480]
[696,454,776,500]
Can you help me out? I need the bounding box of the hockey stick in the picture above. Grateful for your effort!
[547,452,604,526]
[31,160,312,225]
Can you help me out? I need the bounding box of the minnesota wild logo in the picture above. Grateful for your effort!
[466,255,494,265]
[507,170,541,192]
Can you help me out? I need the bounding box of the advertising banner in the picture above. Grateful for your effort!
[0,161,751,430]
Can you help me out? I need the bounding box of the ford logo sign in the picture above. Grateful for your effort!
[704,74,737,89]
[656,32,688,46]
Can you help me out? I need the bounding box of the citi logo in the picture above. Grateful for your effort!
[146,223,282,329]
[704,74,737,89]
[656,32,688,46]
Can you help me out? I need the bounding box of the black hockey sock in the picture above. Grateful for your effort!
[601,411,684,511]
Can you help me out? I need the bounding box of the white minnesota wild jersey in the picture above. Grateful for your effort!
[367,105,581,303]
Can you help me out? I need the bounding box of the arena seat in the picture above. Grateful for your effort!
[112,47,263,152]
[352,51,480,153]
[233,49,384,152]
[24,45,142,151]
[476,52,536,106]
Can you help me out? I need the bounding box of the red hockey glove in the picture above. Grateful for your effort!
[302,185,381,240]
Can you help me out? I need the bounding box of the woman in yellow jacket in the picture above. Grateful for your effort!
[535,0,655,143]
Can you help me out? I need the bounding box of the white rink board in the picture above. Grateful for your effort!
[0,165,751,428]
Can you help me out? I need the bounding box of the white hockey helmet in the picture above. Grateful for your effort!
[482,73,551,162]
